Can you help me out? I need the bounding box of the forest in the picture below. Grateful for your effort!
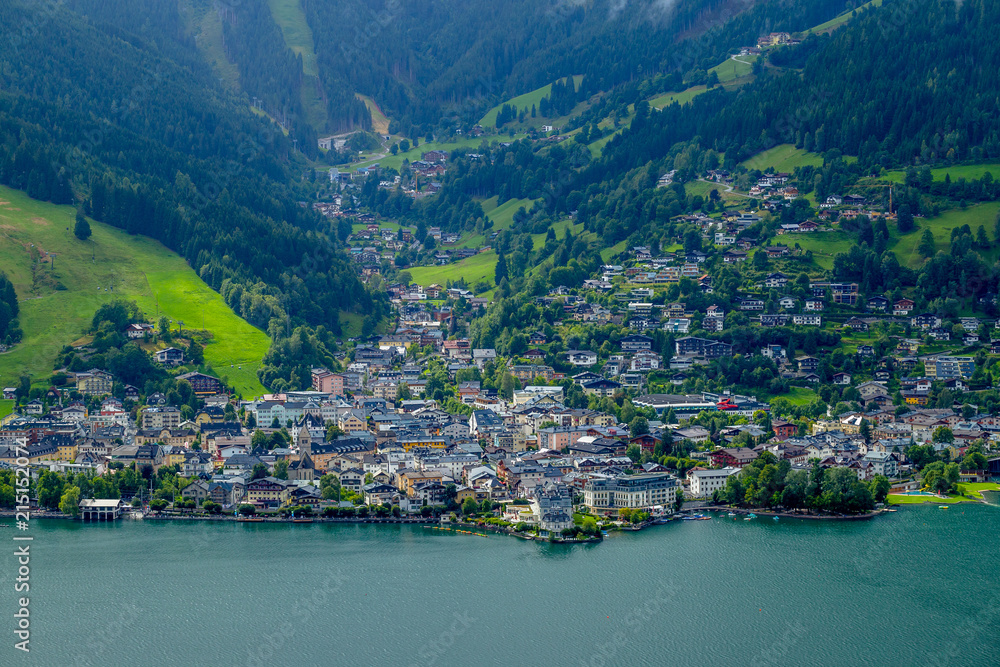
[0,272,21,347]
[0,0,373,340]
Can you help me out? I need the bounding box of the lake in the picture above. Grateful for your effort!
[3,504,998,666]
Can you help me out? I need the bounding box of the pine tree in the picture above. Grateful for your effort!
[896,204,914,233]
[918,229,935,257]
[74,209,92,240]
[494,252,508,285]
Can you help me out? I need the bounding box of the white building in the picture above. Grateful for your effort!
[686,467,741,498]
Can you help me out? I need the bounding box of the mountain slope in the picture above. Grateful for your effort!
[0,185,269,396]
[0,0,372,337]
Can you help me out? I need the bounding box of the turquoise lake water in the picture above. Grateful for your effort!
[1,505,998,666]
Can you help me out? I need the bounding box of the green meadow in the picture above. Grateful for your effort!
[740,144,825,172]
[804,0,882,35]
[650,86,708,109]
[883,162,1000,185]
[783,201,1000,271]
[479,76,584,127]
[710,56,756,83]
[0,185,269,397]
[407,251,498,287]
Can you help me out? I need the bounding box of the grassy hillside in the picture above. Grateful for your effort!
[179,0,242,90]
[452,196,539,249]
[710,55,756,83]
[266,0,328,131]
[267,0,318,76]
[650,86,708,110]
[802,0,882,35]
[479,76,584,128]
[784,202,1000,271]
[0,400,12,420]
[357,94,390,136]
[0,185,269,397]
[741,144,825,172]
[407,251,498,287]
[883,162,1000,185]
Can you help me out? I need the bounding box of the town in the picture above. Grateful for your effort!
[3,274,999,535]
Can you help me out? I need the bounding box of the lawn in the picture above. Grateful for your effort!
[588,129,622,158]
[0,400,12,420]
[883,162,1000,185]
[650,86,707,109]
[740,144,825,172]
[339,312,365,338]
[184,0,241,90]
[887,493,974,505]
[479,75,583,128]
[684,180,726,199]
[408,251,498,287]
[956,482,1000,500]
[781,386,819,406]
[0,185,269,397]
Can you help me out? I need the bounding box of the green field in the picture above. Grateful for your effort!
[890,203,1000,268]
[710,56,756,83]
[454,196,539,249]
[601,240,628,263]
[407,251,498,287]
[781,230,856,270]
[588,130,622,158]
[479,76,583,127]
[530,219,585,250]
[486,197,537,229]
[0,185,269,397]
[784,202,1000,271]
[0,400,12,420]
[650,86,708,109]
[741,144,825,172]
[883,162,1000,185]
[957,482,1000,499]
[781,386,819,406]
[803,0,882,34]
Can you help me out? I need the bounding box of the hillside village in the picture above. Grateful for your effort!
[3,266,1000,530]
